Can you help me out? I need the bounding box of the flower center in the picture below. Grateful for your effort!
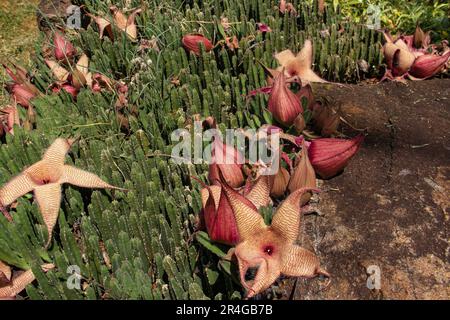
[263,245,274,256]
[287,68,297,77]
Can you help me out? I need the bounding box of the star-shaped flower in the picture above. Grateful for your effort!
[221,182,329,298]
[273,40,329,86]
[0,138,124,245]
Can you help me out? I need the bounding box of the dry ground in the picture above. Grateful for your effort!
[282,79,450,300]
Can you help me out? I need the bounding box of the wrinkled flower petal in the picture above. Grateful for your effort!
[275,40,329,85]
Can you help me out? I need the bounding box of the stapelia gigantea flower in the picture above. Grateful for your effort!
[200,176,271,245]
[45,54,94,98]
[87,6,141,41]
[288,141,316,205]
[0,138,124,245]
[182,34,214,56]
[383,39,416,77]
[274,40,329,86]
[53,31,76,62]
[268,71,303,127]
[382,30,450,80]
[257,23,271,33]
[308,135,364,179]
[0,263,54,299]
[3,63,41,108]
[87,13,114,39]
[208,136,245,189]
[221,183,329,298]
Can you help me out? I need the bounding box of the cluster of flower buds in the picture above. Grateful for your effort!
[196,110,363,246]
[382,25,450,81]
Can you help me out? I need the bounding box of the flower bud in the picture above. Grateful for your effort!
[270,166,290,198]
[308,135,364,179]
[6,83,36,108]
[268,71,302,126]
[413,25,430,49]
[409,51,450,79]
[287,141,316,205]
[208,138,245,188]
[296,84,314,110]
[0,104,19,135]
[182,34,213,56]
[70,68,87,90]
[200,184,243,245]
[45,60,69,82]
[53,31,76,62]
[312,102,340,137]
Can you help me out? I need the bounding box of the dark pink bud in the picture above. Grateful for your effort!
[208,138,245,188]
[54,31,76,61]
[268,72,302,126]
[257,23,272,33]
[200,185,240,245]
[7,83,36,108]
[182,34,213,56]
[308,135,364,179]
[409,51,450,79]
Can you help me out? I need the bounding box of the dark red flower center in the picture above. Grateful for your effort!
[263,245,274,256]
[29,174,56,186]
[287,68,297,76]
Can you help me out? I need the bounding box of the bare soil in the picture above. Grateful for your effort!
[282,78,450,300]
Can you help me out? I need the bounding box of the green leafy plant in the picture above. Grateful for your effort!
[330,0,449,40]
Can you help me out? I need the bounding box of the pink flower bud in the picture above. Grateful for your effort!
[7,83,36,108]
[308,135,364,179]
[268,72,303,126]
[53,32,76,62]
[409,51,450,79]
[182,34,213,56]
